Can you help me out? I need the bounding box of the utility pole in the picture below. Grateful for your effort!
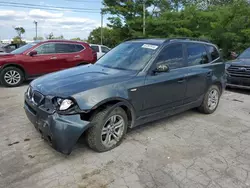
[33,21,38,40]
[101,10,103,45]
[143,2,146,36]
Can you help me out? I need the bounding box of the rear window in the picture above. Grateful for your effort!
[206,45,220,61]
[91,45,99,52]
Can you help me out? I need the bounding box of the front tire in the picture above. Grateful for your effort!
[198,85,221,114]
[86,106,128,152]
[0,66,24,87]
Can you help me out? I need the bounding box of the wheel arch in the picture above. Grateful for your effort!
[2,63,27,78]
[81,97,136,128]
[212,81,223,95]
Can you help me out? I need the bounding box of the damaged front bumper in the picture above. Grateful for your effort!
[24,95,91,155]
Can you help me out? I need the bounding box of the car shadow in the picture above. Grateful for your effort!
[226,87,250,95]
[75,109,196,153]
[0,80,31,88]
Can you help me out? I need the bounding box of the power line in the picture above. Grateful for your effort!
[0,4,101,13]
[0,1,100,11]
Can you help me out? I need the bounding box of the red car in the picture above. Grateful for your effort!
[0,40,97,87]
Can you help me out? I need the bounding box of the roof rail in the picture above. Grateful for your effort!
[169,37,211,43]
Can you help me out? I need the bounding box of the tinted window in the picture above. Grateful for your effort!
[101,46,110,53]
[55,43,76,53]
[207,45,219,61]
[75,44,84,52]
[187,43,209,66]
[36,43,56,54]
[91,45,99,52]
[155,44,184,69]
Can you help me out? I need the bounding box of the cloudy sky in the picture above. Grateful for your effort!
[0,0,107,40]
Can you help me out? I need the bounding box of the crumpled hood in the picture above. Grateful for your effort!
[31,64,137,97]
[226,58,250,67]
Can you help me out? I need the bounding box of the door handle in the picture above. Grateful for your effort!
[207,72,212,77]
[50,57,57,60]
[74,55,81,58]
[177,78,186,83]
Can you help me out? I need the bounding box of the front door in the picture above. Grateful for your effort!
[26,43,60,75]
[142,43,188,116]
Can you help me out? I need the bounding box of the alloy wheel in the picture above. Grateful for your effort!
[4,70,21,85]
[101,115,125,148]
[208,89,219,111]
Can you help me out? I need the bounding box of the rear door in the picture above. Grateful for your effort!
[184,42,213,104]
[54,43,84,70]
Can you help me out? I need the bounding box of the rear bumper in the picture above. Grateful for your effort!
[24,97,91,155]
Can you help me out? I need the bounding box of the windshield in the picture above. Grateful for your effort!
[238,48,250,59]
[11,42,38,54]
[96,42,159,71]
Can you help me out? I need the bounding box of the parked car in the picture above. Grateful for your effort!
[90,44,110,59]
[24,38,226,154]
[0,40,97,87]
[2,43,25,53]
[0,43,6,52]
[226,47,250,89]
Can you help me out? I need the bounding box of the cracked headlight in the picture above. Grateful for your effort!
[57,98,74,111]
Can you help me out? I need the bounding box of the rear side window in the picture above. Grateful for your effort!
[91,45,99,52]
[206,45,220,61]
[101,46,110,53]
[75,44,84,52]
[186,43,209,66]
[55,43,76,53]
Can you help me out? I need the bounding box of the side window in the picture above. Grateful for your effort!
[55,43,75,53]
[206,45,220,61]
[101,46,110,53]
[91,45,99,52]
[155,44,184,70]
[186,43,209,66]
[36,43,56,54]
[75,44,84,52]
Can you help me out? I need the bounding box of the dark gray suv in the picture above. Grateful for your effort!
[24,38,226,154]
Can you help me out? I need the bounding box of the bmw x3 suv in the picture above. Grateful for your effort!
[24,38,226,154]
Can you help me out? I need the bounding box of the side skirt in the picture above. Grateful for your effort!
[132,97,203,128]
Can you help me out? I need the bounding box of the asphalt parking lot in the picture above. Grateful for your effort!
[0,84,250,188]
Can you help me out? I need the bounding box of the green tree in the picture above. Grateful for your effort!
[14,26,25,38]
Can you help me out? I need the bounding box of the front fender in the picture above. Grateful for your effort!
[72,83,129,110]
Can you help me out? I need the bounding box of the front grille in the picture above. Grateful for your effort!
[33,92,44,105]
[28,87,45,106]
[227,65,250,78]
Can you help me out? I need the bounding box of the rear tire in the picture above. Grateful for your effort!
[198,85,221,114]
[0,66,24,87]
[86,106,128,152]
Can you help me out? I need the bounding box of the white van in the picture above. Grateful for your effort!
[90,44,111,59]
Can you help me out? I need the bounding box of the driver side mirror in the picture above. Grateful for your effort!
[154,64,169,73]
[29,50,37,56]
